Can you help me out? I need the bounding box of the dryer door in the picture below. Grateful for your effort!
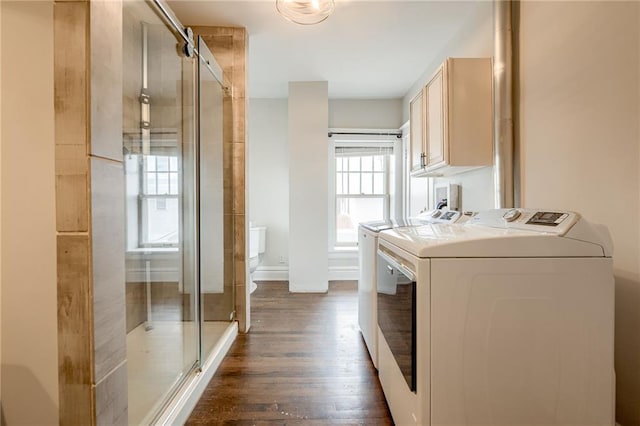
[377,250,417,392]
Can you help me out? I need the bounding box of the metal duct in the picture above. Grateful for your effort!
[493,0,515,208]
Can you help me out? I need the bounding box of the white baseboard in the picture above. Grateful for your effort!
[254,266,359,281]
[328,266,359,281]
[252,266,289,281]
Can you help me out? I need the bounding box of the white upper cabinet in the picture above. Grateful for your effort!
[425,67,445,169]
[409,90,424,173]
[410,58,493,177]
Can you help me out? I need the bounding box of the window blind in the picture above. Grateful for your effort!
[335,146,394,157]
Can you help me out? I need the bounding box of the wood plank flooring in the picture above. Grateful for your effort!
[187,281,393,425]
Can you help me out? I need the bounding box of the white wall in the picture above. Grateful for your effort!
[402,2,494,122]
[1,1,59,423]
[248,99,289,273]
[329,99,403,129]
[289,82,329,292]
[329,98,404,278]
[402,1,495,213]
[432,167,495,212]
[519,2,639,425]
[250,98,404,281]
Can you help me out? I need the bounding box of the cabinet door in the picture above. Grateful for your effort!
[409,90,424,172]
[425,67,446,168]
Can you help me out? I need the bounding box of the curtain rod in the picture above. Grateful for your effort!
[328,131,402,139]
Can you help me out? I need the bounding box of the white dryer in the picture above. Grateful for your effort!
[358,210,470,369]
[376,208,615,426]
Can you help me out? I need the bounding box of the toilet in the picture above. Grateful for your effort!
[249,225,266,294]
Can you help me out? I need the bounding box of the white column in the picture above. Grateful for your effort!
[288,82,329,292]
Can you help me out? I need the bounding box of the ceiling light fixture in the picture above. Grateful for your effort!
[276,0,335,25]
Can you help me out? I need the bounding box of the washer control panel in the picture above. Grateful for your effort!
[439,211,459,222]
[469,208,580,235]
[525,211,570,226]
[413,209,464,225]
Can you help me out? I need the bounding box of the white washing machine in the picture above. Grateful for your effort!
[358,210,471,369]
[376,208,615,426]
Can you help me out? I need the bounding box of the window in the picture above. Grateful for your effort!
[139,154,180,246]
[330,136,397,248]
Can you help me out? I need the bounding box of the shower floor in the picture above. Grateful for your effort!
[127,320,231,425]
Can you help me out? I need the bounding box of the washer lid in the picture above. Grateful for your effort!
[359,217,417,233]
[360,220,394,233]
[378,222,609,258]
[360,210,473,233]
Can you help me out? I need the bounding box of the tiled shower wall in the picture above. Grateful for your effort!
[54,0,127,423]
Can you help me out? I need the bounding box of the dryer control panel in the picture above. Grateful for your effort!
[469,208,580,235]
[412,209,473,225]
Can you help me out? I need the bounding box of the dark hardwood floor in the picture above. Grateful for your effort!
[187,281,393,425]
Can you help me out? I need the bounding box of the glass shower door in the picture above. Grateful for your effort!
[197,36,234,361]
[123,2,198,423]
[123,3,235,421]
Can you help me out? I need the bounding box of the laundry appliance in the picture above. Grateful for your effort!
[376,208,615,426]
[358,210,471,368]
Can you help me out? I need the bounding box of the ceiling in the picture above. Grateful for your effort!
[168,0,488,99]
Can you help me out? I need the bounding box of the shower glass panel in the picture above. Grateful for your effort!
[197,36,234,360]
[123,2,198,423]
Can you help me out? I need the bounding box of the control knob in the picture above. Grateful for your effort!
[503,209,521,222]
[431,210,442,219]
